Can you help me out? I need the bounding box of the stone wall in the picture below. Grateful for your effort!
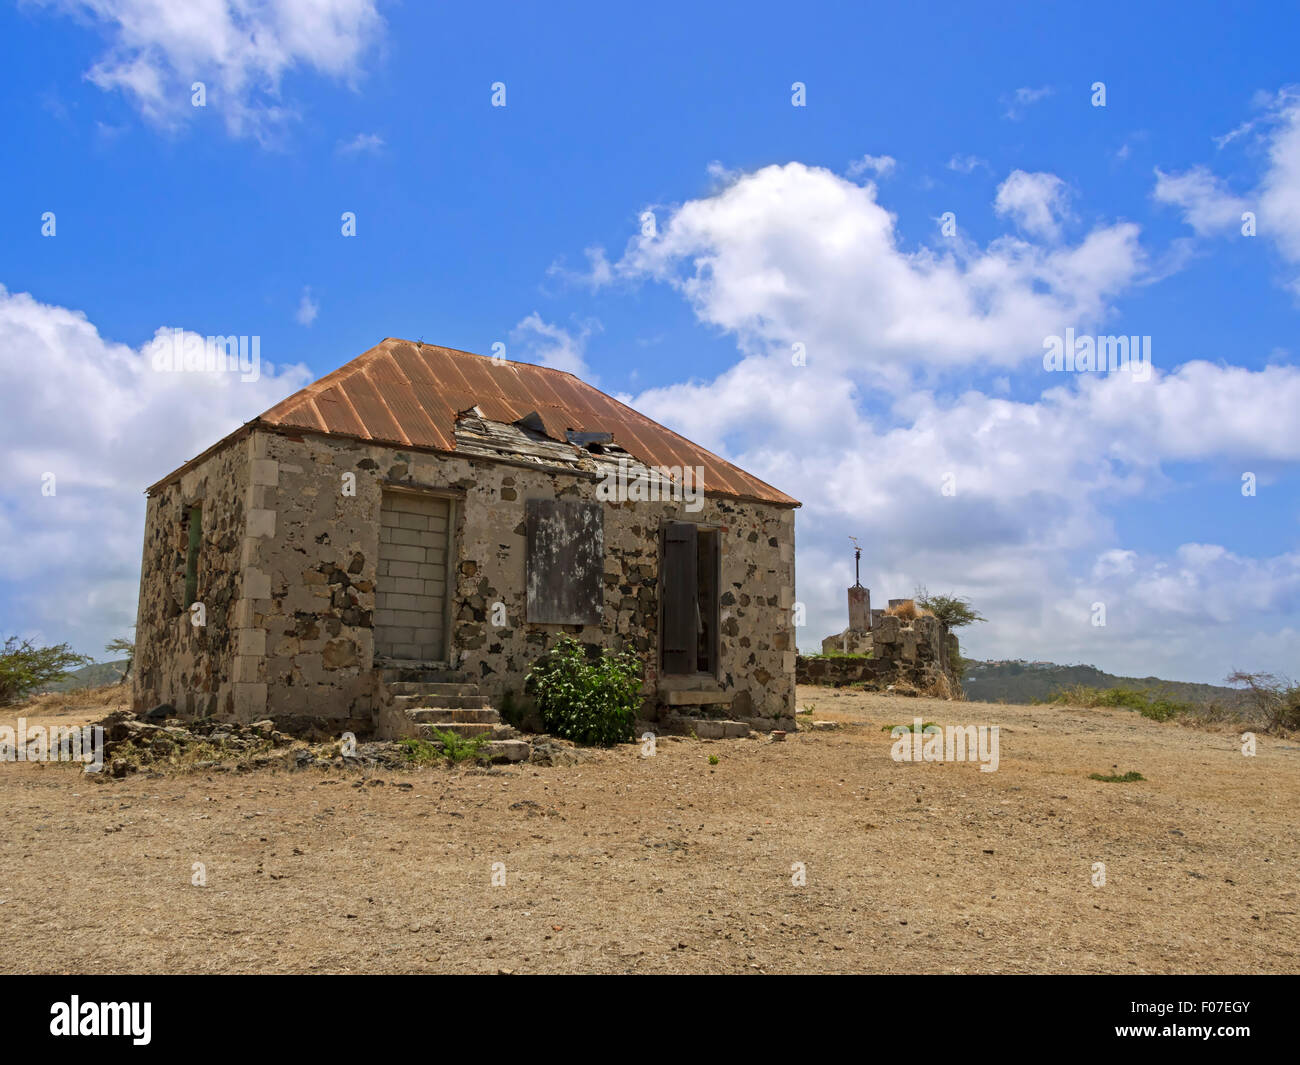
[821,628,872,655]
[133,435,250,717]
[801,615,960,695]
[796,655,888,686]
[872,614,957,688]
[140,426,798,731]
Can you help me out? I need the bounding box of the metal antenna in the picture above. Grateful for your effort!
[849,536,862,587]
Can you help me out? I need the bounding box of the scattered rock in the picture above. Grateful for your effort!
[486,739,530,763]
[529,739,589,767]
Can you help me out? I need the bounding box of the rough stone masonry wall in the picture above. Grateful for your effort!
[133,437,249,717]
[228,428,796,730]
[873,614,956,676]
[799,614,960,694]
[797,655,890,687]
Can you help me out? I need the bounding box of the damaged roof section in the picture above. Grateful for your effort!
[250,339,799,507]
[454,410,690,497]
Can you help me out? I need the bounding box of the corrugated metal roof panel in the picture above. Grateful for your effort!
[252,339,799,507]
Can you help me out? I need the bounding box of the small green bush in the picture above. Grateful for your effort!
[399,731,489,765]
[524,636,642,746]
[914,587,986,629]
[1044,684,1190,722]
[1089,770,1145,783]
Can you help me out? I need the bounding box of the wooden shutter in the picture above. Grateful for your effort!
[661,521,697,674]
[526,499,604,625]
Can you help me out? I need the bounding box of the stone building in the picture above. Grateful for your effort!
[133,339,800,737]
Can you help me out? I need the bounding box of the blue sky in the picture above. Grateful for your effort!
[2,1,1299,684]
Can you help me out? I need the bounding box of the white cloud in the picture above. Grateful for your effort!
[1153,166,1249,235]
[45,0,385,142]
[613,162,1142,382]
[0,284,312,655]
[296,286,319,326]
[948,154,989,174]
[546,246,614,291]
[1257,90,1300,264]
[1002,85,1053,120]
[1154,87,1300,291]
[510,313,600,378]
[994,169,1072,242]
[846,153,896,179]
[336,131,384,155]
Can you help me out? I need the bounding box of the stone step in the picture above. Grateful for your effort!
[406,707,500,725]
[390,693,488,711]
[662,714,752,740]
[413,721,499,740]
[378,666,472,684]
[387,681,480,697]
[485,739,530,763]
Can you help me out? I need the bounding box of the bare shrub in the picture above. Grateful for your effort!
[1226,671,1300,734]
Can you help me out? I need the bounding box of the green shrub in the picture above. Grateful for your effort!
[1044,684,1190,722]
[0,637,92,706]
[399,731,489,765]
[1089,770,1145,783]
[914,587,986,629]
[524,636,642,746]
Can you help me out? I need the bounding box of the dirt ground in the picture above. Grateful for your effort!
[1,684,1297,974]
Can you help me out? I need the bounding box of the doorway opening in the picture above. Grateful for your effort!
[661,522,720,676]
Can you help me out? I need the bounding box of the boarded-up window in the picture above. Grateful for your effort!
[526,499,604,625]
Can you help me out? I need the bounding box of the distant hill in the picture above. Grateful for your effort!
[44,659,130,692]
[962,659,1248,708]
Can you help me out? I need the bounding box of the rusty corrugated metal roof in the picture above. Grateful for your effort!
[252,339,799,507]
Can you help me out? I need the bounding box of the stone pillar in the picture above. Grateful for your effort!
[848,586,870,631]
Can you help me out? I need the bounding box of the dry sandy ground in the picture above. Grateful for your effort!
[1,685,1297,974]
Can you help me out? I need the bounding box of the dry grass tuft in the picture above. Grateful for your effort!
[883,599,934,621]
[897,670,964,701]
[15,683,130,717]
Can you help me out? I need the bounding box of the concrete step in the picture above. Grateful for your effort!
[406,707,501,725]
[387,681,480,697]
[390,693,488,711]
[413,721,498,740]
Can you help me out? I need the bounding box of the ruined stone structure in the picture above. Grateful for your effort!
[802,586,961,694]
[134,339,800,737]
